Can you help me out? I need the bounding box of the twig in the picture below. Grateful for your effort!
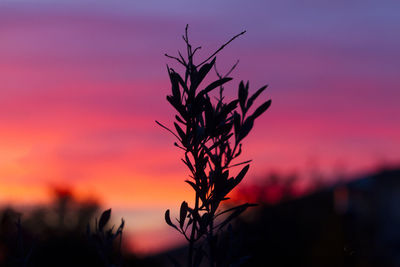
[155,120,181,141]
[165,53,185,65]
[196,30,246,68]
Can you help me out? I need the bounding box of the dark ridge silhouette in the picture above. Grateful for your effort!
[229,167,400,267]
[143,167,400,267]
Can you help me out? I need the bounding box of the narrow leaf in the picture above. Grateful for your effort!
[169,72,181,100]
[200,77,232,96]
[174,122,186,141]
[247,85,268,110]
[238,81,248,111]
[165,209,179,231]
[251,99,271,119]
[234,164,250,185]
[99,209,111,231]
[156,120,181,141]
[223,100,239,116]
[185,180,199,191]
[175,115,185,124]
[166,95,187,120]
[238,117,254,142]
[215,203,257,218]
[233,111,240,139]
[185,154,194,173]
[217,205,249,230]
[234,143,242,157]
[179,201,188,229]
[196,57,216,87]
[173,70,189,93]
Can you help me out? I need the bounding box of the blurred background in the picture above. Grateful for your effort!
[0,0,399,265]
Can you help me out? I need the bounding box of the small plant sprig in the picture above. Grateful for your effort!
[87,209,125,267]
[157,25,271,267]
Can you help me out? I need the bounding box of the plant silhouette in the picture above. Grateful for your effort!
[0,189,127,267]
[157,25,271,267]
[87,208,125,267]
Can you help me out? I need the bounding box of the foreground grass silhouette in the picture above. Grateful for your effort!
[157,25,271,267]
[0,190,127,267]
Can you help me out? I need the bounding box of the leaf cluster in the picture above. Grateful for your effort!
[87,209,125,267]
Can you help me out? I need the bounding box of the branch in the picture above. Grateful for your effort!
[155,120,181,141]
[165,53,185,66]
[228,159,252,168]
[196,30,246,68]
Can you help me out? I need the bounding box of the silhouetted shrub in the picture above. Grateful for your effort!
[158,25,271,267]
[0,189,129,267]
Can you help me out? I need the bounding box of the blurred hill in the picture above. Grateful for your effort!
[150,167,400,267]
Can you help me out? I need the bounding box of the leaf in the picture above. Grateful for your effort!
[199,213,209,234]
[251,99,271,119]
[215,203,257,218]
[229,159,252,168]
[196,57,216,88]
[172,69,189,93]
[189,63,199,92]
[179,201,188,229]
[156,120,181,141]
[222,100,239,117]
[165,210,179,232]
[238,81,248,111]
[116,218,125,234]
[169,72,181,100]
[222,178,236,196]
[233,111,240,139]
[166,95,187,120]
[238,117,254,142]
[184,154,194,173]
[214,121,233,137]
[199,77,232,96]
[204,98,214,128]
[166,94,176,106]
[234,143,242,157]
[174,122,186,141]
[246,85,268,110]
[234,164,250,186]
[217,205,250,230]
[185,180,199,192]
[175,115,185,124]
[99,209,111,231]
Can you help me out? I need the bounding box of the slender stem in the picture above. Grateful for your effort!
[196,31,246,68]
[188,147,200,267]
[188,191,199,267]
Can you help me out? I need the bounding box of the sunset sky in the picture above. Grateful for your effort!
[0,0,399,254]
